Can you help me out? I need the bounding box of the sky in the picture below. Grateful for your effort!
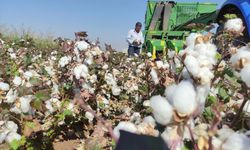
[0,0,224,50]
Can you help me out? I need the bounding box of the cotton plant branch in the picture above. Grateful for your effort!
[73,92,119,143]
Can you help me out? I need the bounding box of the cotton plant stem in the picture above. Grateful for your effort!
[187,125,198,150]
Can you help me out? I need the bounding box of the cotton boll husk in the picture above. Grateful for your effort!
[222,133,250,150]
[5,89,18,103]
[112,86,121,96]
[0,82,10,91]
[240,65,250,87]
[186,33,202,49]
[224,18,243,32]
[164,84,177,105]
[75,41,89,51]
[172,81,197,116]
[113,122,137,138]
[150,95,173,125]
[150,68,159,85]
[13,76,22,86]
[230,47,250,67]
[184,55,200,76]
[73,64,89,80]
[197,67,214,85]
[20,95,33,113]
[5,132,21,144]
[85,112,94,123]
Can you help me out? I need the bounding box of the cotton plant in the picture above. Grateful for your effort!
[0,121,21,144]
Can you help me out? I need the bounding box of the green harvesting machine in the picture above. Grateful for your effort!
[144,1,217,59]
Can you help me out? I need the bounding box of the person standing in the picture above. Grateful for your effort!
[127,22,144,57]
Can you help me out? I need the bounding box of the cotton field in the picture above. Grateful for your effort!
[0,18,250,150]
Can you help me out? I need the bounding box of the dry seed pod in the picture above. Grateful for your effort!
[195,36,204,45]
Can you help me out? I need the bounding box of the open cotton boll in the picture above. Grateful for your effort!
[73,64,89,80]
[112,86,121,96]
[85,112,94,123]
[172,81,197,116]
[243,101,250,113]
[230,48,250,68]
[13,76,22,86]
[44,66,55,77]
[150,68,159,85]
[5,132,21,144]
[5,89,18,103]
[130,112,141,124]
[59,56,71,68]
[0,131,7,144]
[143,116,156,127]
[197,67,214,85]
[104,73,117,86]
[45,100,55,113]
[147,52,152,57]
[0,82,10,91]
[186,33,202,49]
[164,84,177,105]
[114,122,137,138]
[225,18,243,32]
[6,121,18,132]
[75,41,89,51]
[150,95,173,125]
[184,55,200,76]
[222,133,250,150]
[196,85,210,112]
[240,65,250,87]
[20,95,33,113]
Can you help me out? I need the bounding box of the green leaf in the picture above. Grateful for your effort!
[29,77,42,86]
[203,107,214,121]
[218,87,229,101]
[35,89,51,101]
[25,121,35,129]
[9,136,26,150]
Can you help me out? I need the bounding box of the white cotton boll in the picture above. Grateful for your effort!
[222,133,250,150]
[182,68,191,79]
[172,81,197,116]
[186,33,202,49]
[10,107,22,114]
[143,100,150,107]
[9,53,17,59]
[196,85,210,112]
[225,18,243,32]
[85,112,94,123]
[50,98,61,108]
[44,66,55,77]
[67,102,75,111]
[130,112,141,124]
[143,116,156,127]
[150,68,159,85]
[156,61,169,69]
[164,84,177,105]
[6,121,18,132]
[105,73,117,86]
[0,131,7,144]
[184,55,200,76]
[205,43,217,58]
[5,89,18,103]
[5,132,21,144]
[197,67,214,85]
[59,56,71,68]
[243,101,250,113]
[150,95,173,125]
[13,76,22,86]
[75,41,89,51]
[114,122,137,138]
[194,43,208,56]
[102,64,109,70]
[240,65,250,87]
[73,64,89,80]
[23,71,33,80]
[20,95,33,113]
[0,82,10,91]
[147,52,152,57]
[84,57,93,65]
[112,86,121,96]
[45,100,55,113]
[212,137,223,150]
[230,48,250,67]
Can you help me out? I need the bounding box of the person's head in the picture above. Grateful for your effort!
[135,22,142,33]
